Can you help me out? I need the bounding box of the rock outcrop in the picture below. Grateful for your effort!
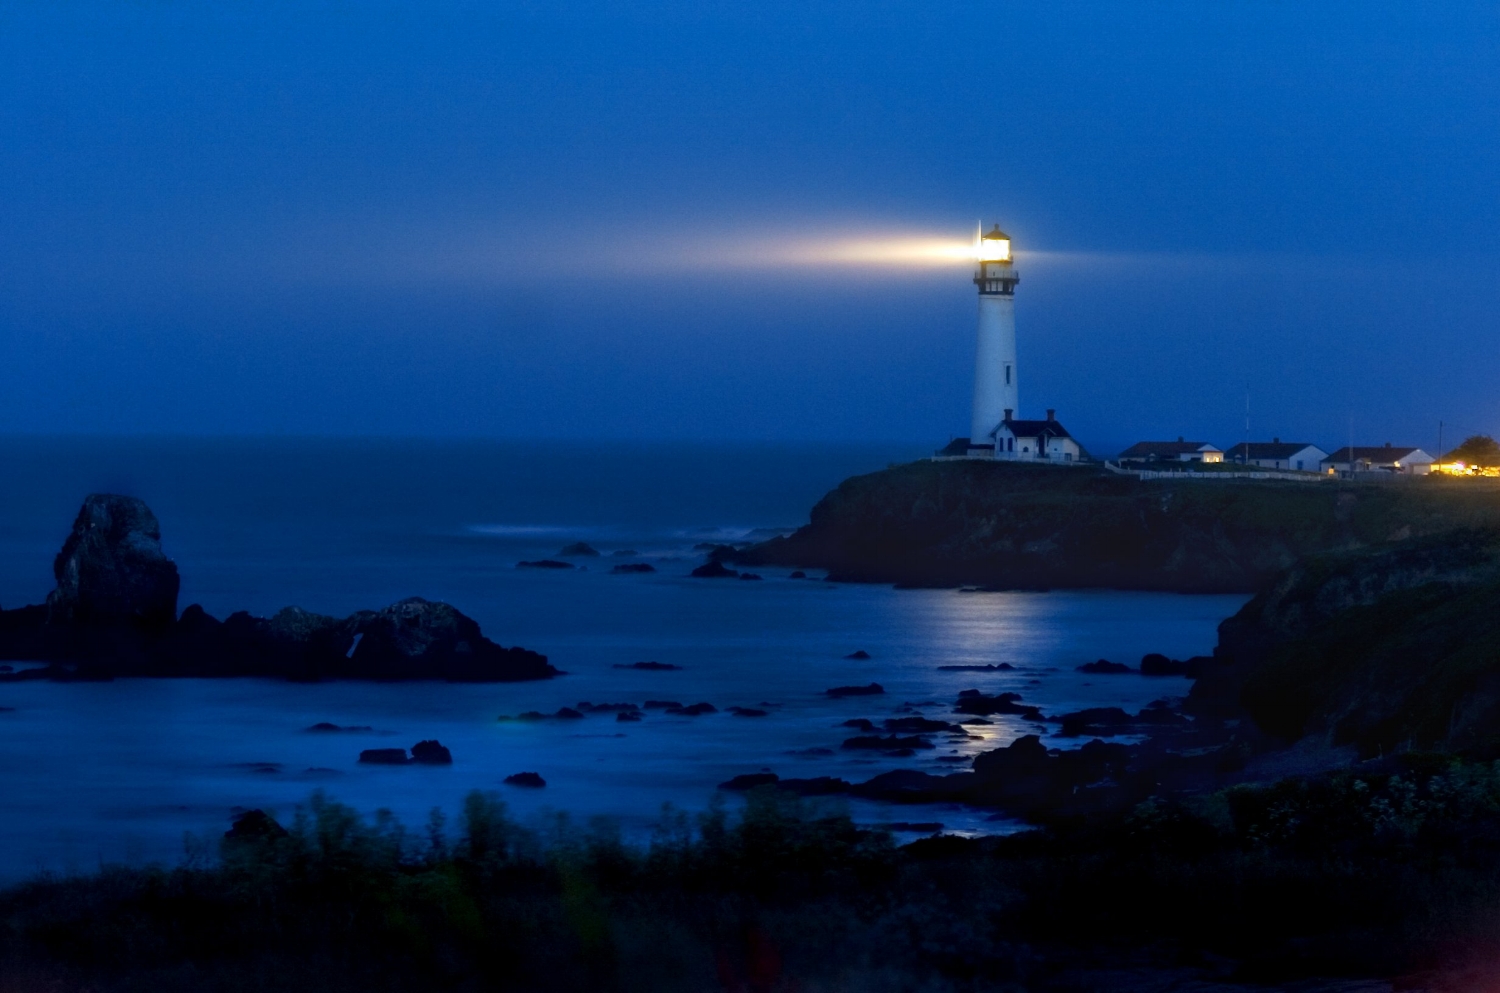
[1190,527,1500,756]
[47,494,180,631]
[0,494,556,683]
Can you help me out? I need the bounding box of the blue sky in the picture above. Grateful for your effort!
[1,0,1496,453]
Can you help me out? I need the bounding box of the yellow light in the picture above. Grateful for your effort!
[977,238,1011,262]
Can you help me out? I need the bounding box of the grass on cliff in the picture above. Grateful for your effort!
[9,764,1500,991]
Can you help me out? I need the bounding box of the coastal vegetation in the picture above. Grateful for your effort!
[742,460,1500,592]
[6,767,1500,992]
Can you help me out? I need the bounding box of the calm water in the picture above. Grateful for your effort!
[0,438,1244,880]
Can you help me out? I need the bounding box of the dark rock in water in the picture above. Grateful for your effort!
[47,494,180,632]
[789,571,807,579]
[359,748,410,765]
[610,563,656,574]
[0,665,12,673]
[558,542,601,557]
[690,560,739,579]
[554,707,585,719]
[826,683,884,698]
[737,572,762,581]
[954,690,1040,718]
[885,716,962,734]
[504,772,546,788]
[1057,707,1135,736]
[850,768,961,802]
[936,663,1014,671]
[842,734,935,751]
[694,542,739,557]
[576,701,640,712]
[841,718,877,732]
[616,710,642,722]
[665,702,717,716]
[845,650,872,659]
[778,776,850,796]
[410,739,453,764]
[1139,653,1192,676]
[305,722,374,732]
[728,706,768,717]
[517,560,573,569]
[643,700,683,709]
[614,661,682,670]
[224,809,288,842]
[719,772,779,791]
[340,598,557,682]
[1078,659,1133,674]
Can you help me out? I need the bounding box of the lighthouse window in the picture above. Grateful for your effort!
[1005,365,1011,385]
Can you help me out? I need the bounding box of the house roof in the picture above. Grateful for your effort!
[1118,440,1219,459]
[1224,442,1322,460]
[1001,418,1073,440]
[1324,446,1432,463]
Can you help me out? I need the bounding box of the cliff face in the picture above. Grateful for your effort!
[1191,528,1500,756]
[743,461,1500,593]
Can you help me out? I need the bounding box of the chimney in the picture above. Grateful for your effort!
[1385,441,1392,448]
[1273,437,1280,444]
[1046,409,1055,422]
[1177,436,1184,443]
[1003,408,1012,422]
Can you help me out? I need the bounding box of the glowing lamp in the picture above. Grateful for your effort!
[976,224,1011,262]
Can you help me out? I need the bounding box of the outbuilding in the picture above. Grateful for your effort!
[1118,438,1224,464]
[1321,444,1435,476]
[1222,440,1328,472]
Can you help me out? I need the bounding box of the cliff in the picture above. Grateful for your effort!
[741,460,1500,592]
[1190,527,1500,756]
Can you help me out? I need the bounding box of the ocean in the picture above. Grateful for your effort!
[0,437,1245,880]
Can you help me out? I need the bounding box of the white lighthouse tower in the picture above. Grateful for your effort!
[968,224,1019,453]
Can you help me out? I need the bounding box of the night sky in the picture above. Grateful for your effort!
[2,1,1496,454]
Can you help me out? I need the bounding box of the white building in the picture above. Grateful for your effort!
[1118,439,1224,464]
[994,409,1082,462]
[1322,444,1435,476]
[966,224,1020,455]
[1223,440,1328,472]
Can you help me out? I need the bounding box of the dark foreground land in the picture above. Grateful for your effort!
[6,776,1500,993]
[741,460,1500,592]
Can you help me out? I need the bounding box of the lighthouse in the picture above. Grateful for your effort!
[968,223,1020,452]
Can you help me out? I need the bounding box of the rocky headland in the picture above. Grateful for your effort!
[737,459,1500,592]
[724,523,1500,826]
[0,494,556,682]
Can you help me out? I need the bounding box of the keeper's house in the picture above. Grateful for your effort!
[1223,440,1328,472]
[993,409,1084,462]
[1118,439,1224,464]
[1322,444,1435,476]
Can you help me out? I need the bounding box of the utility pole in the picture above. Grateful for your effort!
[1438,420,1444,470]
